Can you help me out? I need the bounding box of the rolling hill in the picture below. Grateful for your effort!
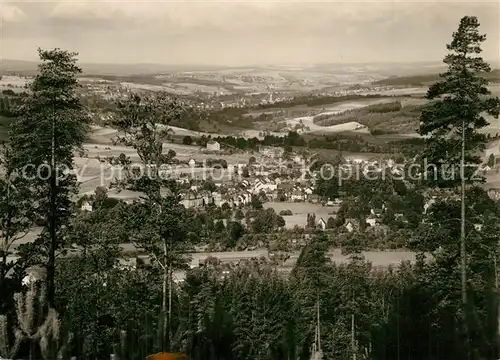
[373,69,500,86]
[374,69,500,87]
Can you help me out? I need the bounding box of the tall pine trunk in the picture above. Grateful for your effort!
[460,118,470,359]
[7,48,90,313]
[47,112,57,307]
[162,241,168,351]
[351,313,356,360]
[460,119,466,303]
[494,254,500,359]
[168,261,172,351]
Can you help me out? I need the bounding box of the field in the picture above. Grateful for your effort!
[76,129,254,195]
[0,75,29,90]
[305,85,500,137]
[272,97,404,135]
[312,99,428,135]
[264,202,337,229]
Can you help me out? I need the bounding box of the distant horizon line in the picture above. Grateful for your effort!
[2,57,498,76]
[1,58,451,67]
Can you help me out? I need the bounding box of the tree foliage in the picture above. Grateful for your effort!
[419,16,500,187]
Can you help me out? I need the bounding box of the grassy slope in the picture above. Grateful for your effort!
[313,100,427,134]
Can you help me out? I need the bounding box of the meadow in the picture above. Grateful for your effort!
[313,100,427,134]
[263,202,337,229]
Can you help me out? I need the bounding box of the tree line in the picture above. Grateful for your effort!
[212,131,401,154]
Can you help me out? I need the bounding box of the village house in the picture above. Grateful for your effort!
[81,201,93,212]
[370,206,385,216]
[226,190,252,208]
[238,192,252,205]
[259,146,284,159]
[180,190,214,208]
[22,266,46,286]
[345,218,360,233]
[394,213,407,223]
[237,164,246,175]
[291,188,305,202]
[317,218,327,231]
[212,191,222,207]
[206,140,221,151]
[386,159,396,168]
[180,191,202,208]
[252,178,278,194]
[176,178,190,185]
[366,223,390,235]
[254,169,270,177]
[266,191,278,201]
[365,214,378,227]
[423,197,436,214]
[487,188,500,200]
[391,166,404,176]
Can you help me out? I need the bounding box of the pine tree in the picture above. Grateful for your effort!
[487,153,495,167]
[419,16,499,187]
[419,16,500,358]
[9,48,91,306]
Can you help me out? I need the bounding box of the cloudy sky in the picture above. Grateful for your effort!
[0,0,498,65]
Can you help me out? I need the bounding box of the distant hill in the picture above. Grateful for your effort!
[0,59,231,76]
[1,58,488,78]
[271,61,449,79]
[374,69,500,86]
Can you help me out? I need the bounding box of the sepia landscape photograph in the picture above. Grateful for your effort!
[0,0,499,359]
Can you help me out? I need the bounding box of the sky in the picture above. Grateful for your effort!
[0,0,499,66]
